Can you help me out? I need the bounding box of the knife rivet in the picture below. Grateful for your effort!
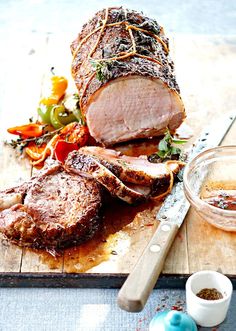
[161,224,171,232]
[150,244,161,253]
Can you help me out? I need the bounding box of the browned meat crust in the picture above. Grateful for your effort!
[64,151,146,204]
[0,163,102,249]
[71,7,180,108]
[78,146,181,186]
[71,7,186,145]
[64,148,183,202]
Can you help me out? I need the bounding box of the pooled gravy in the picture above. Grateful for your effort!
[201,181,236,211]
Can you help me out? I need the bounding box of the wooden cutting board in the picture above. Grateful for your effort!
[0,34,235,288]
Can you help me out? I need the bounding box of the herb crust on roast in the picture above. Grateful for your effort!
[71,7,186,146]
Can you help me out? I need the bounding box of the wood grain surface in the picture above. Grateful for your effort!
[0,34,235,286]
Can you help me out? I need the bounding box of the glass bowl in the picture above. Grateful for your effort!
[183,146,236,231]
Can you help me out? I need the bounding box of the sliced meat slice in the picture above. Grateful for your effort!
[78,146,182,192]
[0,163,102,249]
[64,151,146,204]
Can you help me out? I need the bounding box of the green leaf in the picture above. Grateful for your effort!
[158,139,169,152]
[154,128,187,160]
[172,138,187,144]
[89,59,109,82]
[163,130,172,142]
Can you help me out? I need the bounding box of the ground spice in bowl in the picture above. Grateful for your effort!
[196,288,223,300]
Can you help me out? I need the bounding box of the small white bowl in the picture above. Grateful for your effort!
[185,270,233,327]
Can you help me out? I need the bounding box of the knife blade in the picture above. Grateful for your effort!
[117,111,236,312]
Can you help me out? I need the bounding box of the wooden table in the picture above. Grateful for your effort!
[0,33,236,287]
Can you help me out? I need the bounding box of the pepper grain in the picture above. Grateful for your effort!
[196,288,223,300]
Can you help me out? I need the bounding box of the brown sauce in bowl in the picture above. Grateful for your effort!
[201,181,236,211]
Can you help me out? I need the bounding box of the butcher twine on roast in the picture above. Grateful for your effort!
[71,7,185,146]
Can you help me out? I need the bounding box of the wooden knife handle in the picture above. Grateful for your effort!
[117,221,179,312]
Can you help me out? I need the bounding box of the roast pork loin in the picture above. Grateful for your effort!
[71,7,185,145]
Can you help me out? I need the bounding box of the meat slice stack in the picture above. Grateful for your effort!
[65,147,183,204]
[71,7,185,145]
[64,152,146,204]
[0,149,183,249]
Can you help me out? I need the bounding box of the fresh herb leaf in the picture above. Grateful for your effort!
[90,59,110,82]
[149,128,187,162]
[172,138,187,144]
[158,139,168,152]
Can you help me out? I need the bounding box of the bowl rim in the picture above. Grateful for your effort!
[183,145,236,216]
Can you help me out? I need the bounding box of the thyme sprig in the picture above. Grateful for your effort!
[5,127,61,153]
[90,59,111,82]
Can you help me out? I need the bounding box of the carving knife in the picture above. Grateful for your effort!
[117,111,236,312]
